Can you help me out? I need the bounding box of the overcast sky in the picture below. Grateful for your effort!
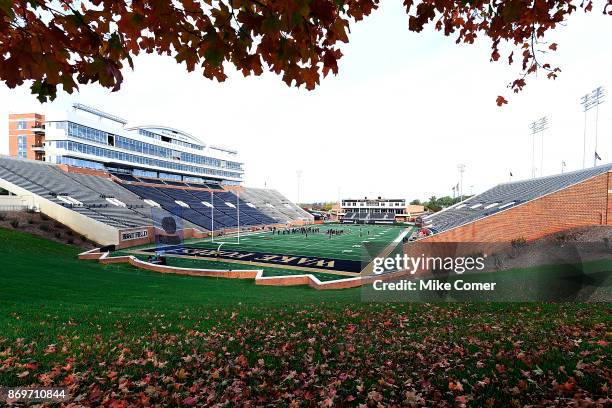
[1,2,611,203]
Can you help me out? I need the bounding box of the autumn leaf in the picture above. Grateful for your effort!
[496,95,508,106]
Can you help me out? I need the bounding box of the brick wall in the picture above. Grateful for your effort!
[58,164,111,178]
[420,172,611,243]
[80,247,416,290]
[608,173,612,226]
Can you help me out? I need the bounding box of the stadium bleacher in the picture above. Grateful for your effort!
[342,211,395,223]
[239,187,314,224]
[120,183,279,231]
[0,157,151,228]
[0,156,312,238]
[111,173,140,182]
[423,163,612,234]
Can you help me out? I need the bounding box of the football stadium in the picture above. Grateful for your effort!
[2,1,611,405]
[2,104,611,285]
[1,103,611,405]
[1,103,611,289]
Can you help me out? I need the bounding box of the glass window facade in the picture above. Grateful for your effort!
[138,129,204,151]
[55,156,105,170]
[17,121,27,130]
[17,135,27,158]
[59,121,242,172]
[159,172,182,181]
[184,176,205,183]
[50,140,241,179]
[133,169,158,178]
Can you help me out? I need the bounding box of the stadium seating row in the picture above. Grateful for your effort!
[343,211,396,222]
[0,156,313,233]
[0,157,151,228]
[422,163,612,233]
[120,183,279,230]
[112,172,223,189]
[239,187,313,223]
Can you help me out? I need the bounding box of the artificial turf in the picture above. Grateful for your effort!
[177,223,409,261]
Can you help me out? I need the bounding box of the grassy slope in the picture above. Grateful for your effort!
[0,227,609,406]
[0,227,359,310]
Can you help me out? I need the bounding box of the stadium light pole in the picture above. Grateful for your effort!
[580,86,605,168]
[591,86,605,167]
[529,117,548,178]
[580,93,590,169]
[457,164,465,201]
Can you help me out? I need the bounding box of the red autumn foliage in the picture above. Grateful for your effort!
[1,304,610,406]
[1,1,610,103]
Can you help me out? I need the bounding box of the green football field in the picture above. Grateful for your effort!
[180,224,411,261]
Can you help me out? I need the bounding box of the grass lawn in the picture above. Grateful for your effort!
[0,227,610,406]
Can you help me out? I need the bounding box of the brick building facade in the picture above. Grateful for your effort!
[8,113,46,161]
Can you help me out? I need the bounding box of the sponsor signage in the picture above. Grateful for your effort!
[121,229,149,241]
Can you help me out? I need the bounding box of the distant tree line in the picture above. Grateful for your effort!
[410,196,472,213]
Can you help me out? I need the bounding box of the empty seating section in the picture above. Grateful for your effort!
[0,157,150,228]
[239,188,314,223]
[238,188,292,222]
[268,189,313,220]
[424,163,612,233]
[343,212,359,221]
[121,184,278,231]
[121,184,213,230]
[112,173,139,182]
[161,180,189,187]
[202,183,223,190]
[343,211,395,222]
[189,190,275,226]
[61,172,153,226]
[114,173,225,190]
[370,212,395,221]
[0,156,309,233]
